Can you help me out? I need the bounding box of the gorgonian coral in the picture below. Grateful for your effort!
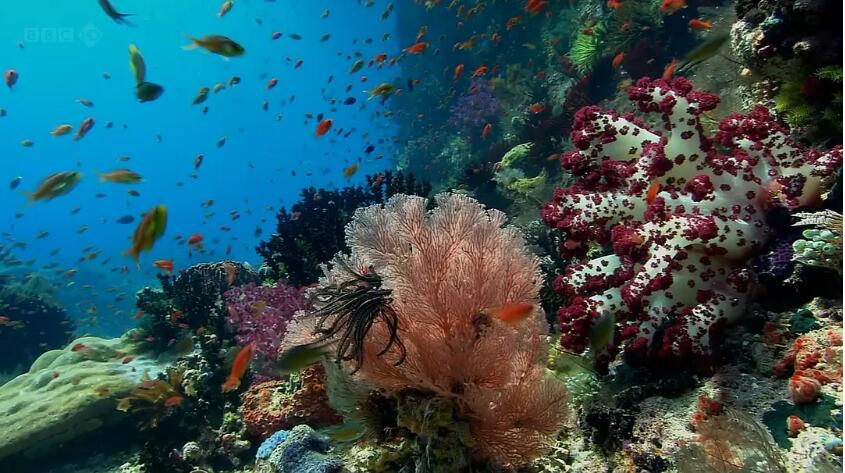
[447,79,501,131]
[286,193,568,467]
[225,281,308,360]
[541,77,842,372]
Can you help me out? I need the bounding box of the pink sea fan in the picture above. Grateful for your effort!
[285,193,568,467]
[225,281,308,359]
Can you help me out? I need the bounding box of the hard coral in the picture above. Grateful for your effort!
[286,193,568,467]
[541,77,842,372]
[224,281,308,360]
[242,365,342,440]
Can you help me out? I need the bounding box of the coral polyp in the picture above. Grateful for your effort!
[542,77,842,371]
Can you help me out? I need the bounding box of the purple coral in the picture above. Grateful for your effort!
[448,79,501,131]
[225,281,309,359]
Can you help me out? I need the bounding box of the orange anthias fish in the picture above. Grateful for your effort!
[221,344,254,393]
[646,182,662,205]
[481,123,492,139]
[491,302,534,324]
[506,16,522,30]
[454,63,464,81]
[404,42,428,54]
[153,259,174,274]
[164,394,184,407]
[315,118,332,136]
[187,233,203,247]
[689,18,713,30]
[529,103,545,114]
[4,69,19,89]
[73,117,95,141]
[662,58,678,80]
[661,0,687,14]
[608,0,623,9]
[343,163,360,180]
[612,52,626,69]
[471,65,488,78]
[524,0,547,15]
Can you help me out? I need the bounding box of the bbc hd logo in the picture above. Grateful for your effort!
[22,23,102,47]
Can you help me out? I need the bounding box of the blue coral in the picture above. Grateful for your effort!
[256,429,289,460]
[267,424,343,473]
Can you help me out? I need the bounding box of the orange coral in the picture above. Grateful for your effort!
[286,193,568,466]
[242,365,342,439]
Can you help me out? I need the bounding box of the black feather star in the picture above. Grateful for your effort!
[310,259,406,373]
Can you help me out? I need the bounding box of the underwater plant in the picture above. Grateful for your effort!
[225,281,309,360]
[568,22,605,76]
[791,210,843,275]
[116,368,187,429]
[256,172,430,285]
[284,193,568,468]
[542,77,843,372]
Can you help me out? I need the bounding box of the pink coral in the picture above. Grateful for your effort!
[285,193,568,467]
[225,281,308,360]
[542,77,842,372]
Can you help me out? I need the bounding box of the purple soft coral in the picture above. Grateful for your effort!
[448,79,501,131]
[225,281,309,359]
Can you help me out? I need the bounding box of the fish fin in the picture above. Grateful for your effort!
[181,35,199,51]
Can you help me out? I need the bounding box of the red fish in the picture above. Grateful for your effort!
[471,65,488,78]
[481,123,492,139]
[164,395,184,407]
[73,117,95,141]
[373,53,387,64]
[315,118,333,136]
[524,0,547,15]
[454,63,464,81]
[266,78,278,89]
[221,344,254,393]
[506,16,522,30]
[660,0,686,14]
[608,0,623,9]
[612,52,626,69]
[404,42,428,54]
[529,103,545,114]
[646,182,662,204]
[689,18,713,30]
[187,233,203,247]
[491,302,534,324]
[662,58,678,80]
[4,69,18,89]
[153,259,174,274]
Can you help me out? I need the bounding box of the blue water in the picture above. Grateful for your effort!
[0,1,399,337]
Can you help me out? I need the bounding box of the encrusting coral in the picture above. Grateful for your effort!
[284,192,568,468]
[541,77,842,372]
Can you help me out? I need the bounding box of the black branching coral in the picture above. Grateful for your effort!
[256,171,431,285]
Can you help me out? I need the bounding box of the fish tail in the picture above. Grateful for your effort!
[181,35,199,51]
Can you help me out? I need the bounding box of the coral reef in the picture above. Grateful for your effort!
[225,281,309,360]
[242,365,342,440]
[256,171,430,285]
[447,79,501,132]
[542,77,842,372]
[0,279,74,374]
[791,210,843,275]
[0,335,171,464]
[256,425,343,473]
[285,193,568,468]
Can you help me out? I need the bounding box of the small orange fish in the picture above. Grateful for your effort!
[491,302,534,324]
[73,117,95,141]
[4,69,18,89]
[471,65,488,78]
[506,16,522,30]
[132,310,145,320]
[342,163,359,180]
[524,0,547,15]
[454,63,464,81]
[662,58,678,80]
[608,0,623,9]
[122,356,134,364]
[404,42,428,54]
[660,0,686,14]
[221,344,254,393]
[51,124,73,136]
[187,233,203,248]
[266,78,278,89]
[529,103,545,114]
[153,259,174,274]
[581,27,594,35]
[646,182,662,204]
[481,123,492,139]
[373,52,387,63]
[688,18,713,30]
[612,52,626,69]
[315,118,332,136]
